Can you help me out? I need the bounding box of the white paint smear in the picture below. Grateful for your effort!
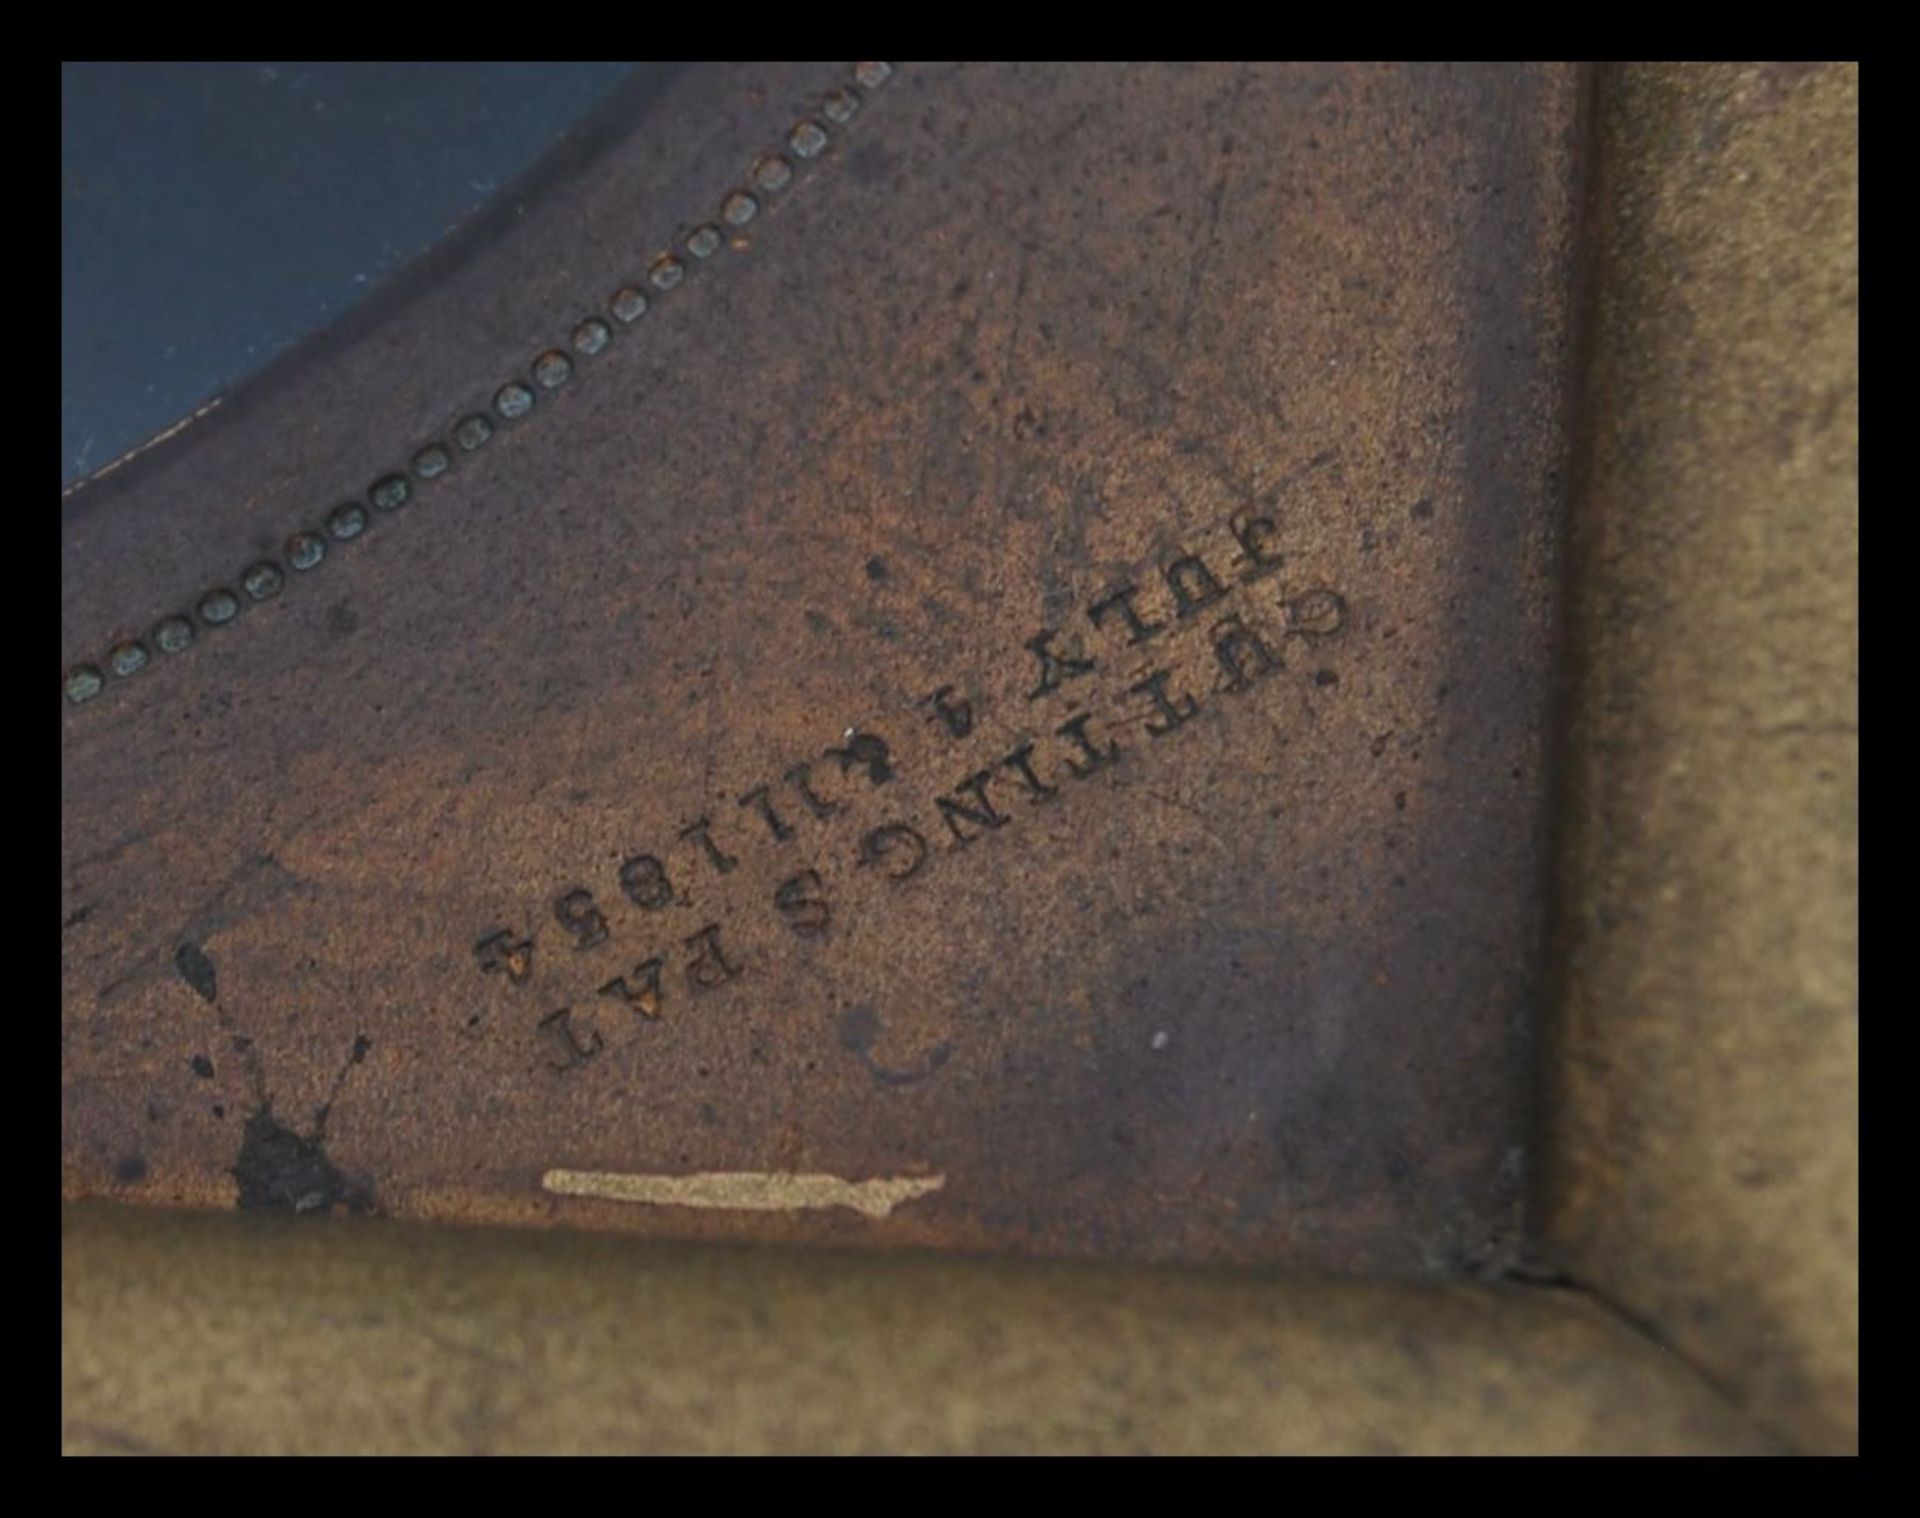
[542,1168,946,1220]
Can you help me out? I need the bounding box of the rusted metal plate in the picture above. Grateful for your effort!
[61,62,1588,1272]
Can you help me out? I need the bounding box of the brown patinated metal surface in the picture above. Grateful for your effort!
[61,62,1588,1272]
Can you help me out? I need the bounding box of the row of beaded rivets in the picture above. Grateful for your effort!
[64,61,895,708]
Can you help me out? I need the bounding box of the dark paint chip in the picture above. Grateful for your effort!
[174,941,217,1002]
[230,1106,372,1216]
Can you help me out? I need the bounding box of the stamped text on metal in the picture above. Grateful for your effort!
[470,504,1351,1071]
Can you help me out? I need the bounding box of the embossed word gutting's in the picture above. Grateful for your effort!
[471,505,1351,1071]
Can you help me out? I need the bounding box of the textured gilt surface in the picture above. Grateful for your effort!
[1537,61,1858,1453]
[60,1203,1770,1456]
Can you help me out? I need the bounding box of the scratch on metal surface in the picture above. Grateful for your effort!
[542,1168,945,1219]
[61,397,224,501]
